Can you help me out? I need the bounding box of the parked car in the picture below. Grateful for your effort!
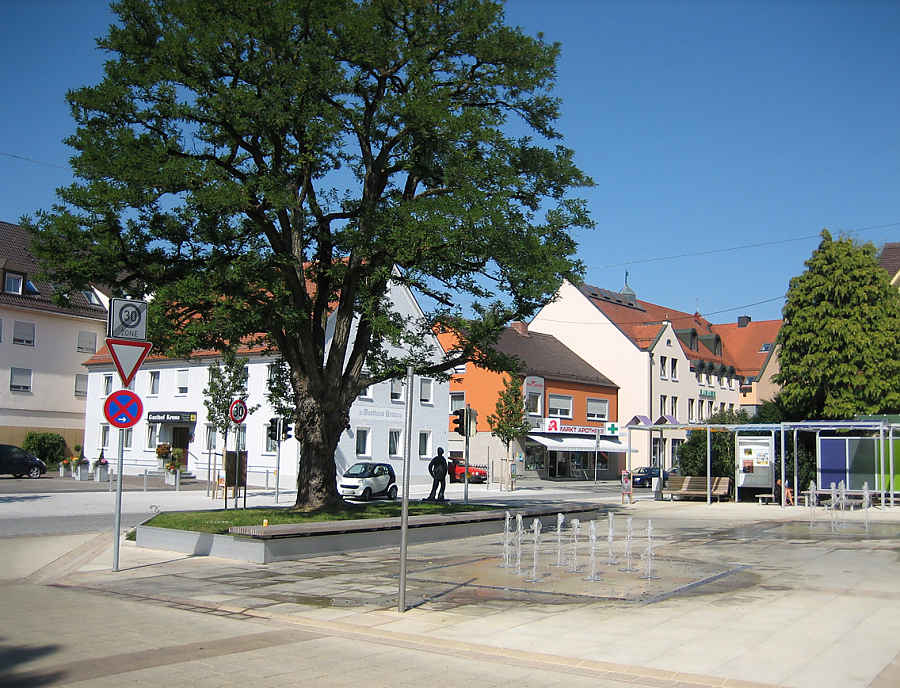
[448,458,487,484]
[631,466,668,488]
[0,444,47,479]
[339,462,398,501]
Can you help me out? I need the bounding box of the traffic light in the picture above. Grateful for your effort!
[267,418,280,443]
[452,408,466,436]
[282,419,293,441]
[467,409,478,437]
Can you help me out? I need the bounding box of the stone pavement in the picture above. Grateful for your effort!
[3,485,900,688]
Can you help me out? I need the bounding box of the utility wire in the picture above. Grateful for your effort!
[592,222,900,269]
[0,151,70,171]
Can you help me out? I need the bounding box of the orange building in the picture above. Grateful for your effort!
[438,322,623,483]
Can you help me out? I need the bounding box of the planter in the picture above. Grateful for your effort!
[94,465,109,482]
[165,471,178,486]
[73,465,90,481]
[59,465,71,477]
[158,457,168,470]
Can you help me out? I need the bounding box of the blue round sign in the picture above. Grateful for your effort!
[103,390,144,429]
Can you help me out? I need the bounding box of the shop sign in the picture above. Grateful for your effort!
[699,389,716,398]
[147,411,198,423]
[542,418,619,435]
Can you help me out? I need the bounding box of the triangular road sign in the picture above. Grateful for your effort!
[106,338,153,387]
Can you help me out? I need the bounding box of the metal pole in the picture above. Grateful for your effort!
[398,366,414,613]
[113,428,125,572]
[275,425,282,503]
[780,424,786,509]
[706,425,711,506]
[891,425,895,509]
[880,423,886,509]
[464,404,470,504]
[206,444,212,496]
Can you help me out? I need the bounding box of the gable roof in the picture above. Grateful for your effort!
[497,324,618,389]
[713,319,781,380]
[880,242,900,284]
[0,220,107,321]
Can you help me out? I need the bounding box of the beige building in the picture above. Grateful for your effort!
[0,220,107,450]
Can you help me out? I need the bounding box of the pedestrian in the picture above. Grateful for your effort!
[427,447,448,501]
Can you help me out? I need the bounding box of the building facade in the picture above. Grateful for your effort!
[0,220,108,450]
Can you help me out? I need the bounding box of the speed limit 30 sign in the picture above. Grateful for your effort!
[229,399,248,424]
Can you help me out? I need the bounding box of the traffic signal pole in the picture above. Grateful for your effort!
[464,404,470,504]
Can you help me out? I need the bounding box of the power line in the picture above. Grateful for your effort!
[592,222,900,269]
[0,151,71,171]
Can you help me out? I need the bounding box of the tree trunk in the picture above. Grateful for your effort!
[293,393,350,510]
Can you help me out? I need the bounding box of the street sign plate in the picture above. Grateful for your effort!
[229,399,248,424]
[106,338,153,387]
[108,298,149,340]
[103,390,144,429]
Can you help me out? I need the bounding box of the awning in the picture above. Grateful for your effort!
[527,434,632,453]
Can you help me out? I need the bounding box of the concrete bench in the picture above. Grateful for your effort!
[757,493,775,505]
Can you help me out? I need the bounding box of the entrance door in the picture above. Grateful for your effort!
[172,426,192,457]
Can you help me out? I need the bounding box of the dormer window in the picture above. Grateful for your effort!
[5,273,23,294]
[81,289,101,306]
[760,343,772,352]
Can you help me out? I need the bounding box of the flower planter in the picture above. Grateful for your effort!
[59,465,71,477]
[73,465,90,481]
[158,457,168,470]
[94,465,109,482]
[165,471,178,486]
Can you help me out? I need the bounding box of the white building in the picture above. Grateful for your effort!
[83,279,449,487]
[530,281,744,471]
[0,220,108,450]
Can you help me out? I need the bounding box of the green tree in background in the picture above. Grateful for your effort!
[24,0,593,509]
[775,230,900,420]
[203,346,259,466]
[676,409,750,478]
[487,374,532,452]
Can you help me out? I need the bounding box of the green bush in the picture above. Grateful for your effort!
[22,431,68,465]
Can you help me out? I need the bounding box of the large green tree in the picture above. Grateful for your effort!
[775,230,900,420]
[24,0,592,509]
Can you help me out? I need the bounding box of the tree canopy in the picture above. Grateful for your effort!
[774,230,900,420]
[24,0,593,508]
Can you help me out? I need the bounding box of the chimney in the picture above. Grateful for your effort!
[738,315,751,328]
[511,321,529,337]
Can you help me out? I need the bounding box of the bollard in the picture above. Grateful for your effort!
[143,469,148,492]
[265,470,270,489]
[176,469,180,491]
[109,469,114,492]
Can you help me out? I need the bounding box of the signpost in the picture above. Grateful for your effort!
[104,389,144,573]
[228,399,248,509]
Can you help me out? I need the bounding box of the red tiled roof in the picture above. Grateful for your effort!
[712,319,781,378]
[880,242,900,281]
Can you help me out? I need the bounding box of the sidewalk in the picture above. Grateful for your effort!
[5,487,900,687]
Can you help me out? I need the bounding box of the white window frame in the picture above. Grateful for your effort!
[175,369,189,396]
[146,423,159,449]
[355,427,371,457]
[659,395,667,418]
[77,330,97,354]
[358,383,373,400]
[235,424,247,451]
[419,378,433,405]
[388,429,402,457]
[12,320,34,346]
[526,391,542,416]
[586,398,608,421]
[123,427,133,449]
[548,394,573,419]
[75,373,89,398]
[99,424,110,449]
[671,358,678,381]
[688,398,695,423]
[148,370,160,396]
[659,356,667,379]
[450,392,465,413]
[390,378,405,402]
[671,396,678,417]
[5,273,22,294]
[10,367,32,392]
[418,430,432,459]
[204,424,217,452]
[102,374,113,397]
[264,422,278,453]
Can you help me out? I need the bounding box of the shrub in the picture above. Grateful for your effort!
[22,432,67,465]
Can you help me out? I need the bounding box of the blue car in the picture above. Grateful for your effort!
[631,467,668,488]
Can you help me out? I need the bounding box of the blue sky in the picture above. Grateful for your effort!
[1,1,897,323]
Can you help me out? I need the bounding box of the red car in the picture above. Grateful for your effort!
[448,458,487,483]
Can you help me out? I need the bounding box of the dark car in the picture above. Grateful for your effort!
[339,462,398,501]
[631,466,668,488]
[0,444,47,479]
[448,458,487,484]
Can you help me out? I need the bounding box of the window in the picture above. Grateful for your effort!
[148,370,160,395]
[707,400,714,417]
[659,356,667,379]
[526,391,542,416]
[688,399,695,423]
[102,374,113,397]
[10,367,32,392]
[389,429,402,457]
[671,396,678,417]
[390,378,404,401]
[81,289,101,306]
[5,273,22,294]
[75,374,89,397]
[671,359,678,380]
[123,428,133,449]
[235,424,247,451]
[760,343,772,352]
[548,394,573,419]
[671,438,684,464]
[358,383,373,400]
[659,395,667,417]
[265,422,278,453]
[77,330,97,354]
[175,369,189,395]
[586,398,608,421]
[205,425,217,452]
[12,321,34,346]
[146,423,159,449]
[418,430,431,458]
[100,424,110,449]
[0,318,3,341]
[355,428,370,456]
[450,392,465,413]
[651,437,666,468]
[419,378,433,404]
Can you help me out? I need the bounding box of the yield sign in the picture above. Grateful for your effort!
[104,390,144,429]
[106,338,153,387]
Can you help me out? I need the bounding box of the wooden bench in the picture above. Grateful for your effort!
[662,475,731,502]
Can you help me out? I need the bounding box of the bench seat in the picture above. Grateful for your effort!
[662,475,731,502]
